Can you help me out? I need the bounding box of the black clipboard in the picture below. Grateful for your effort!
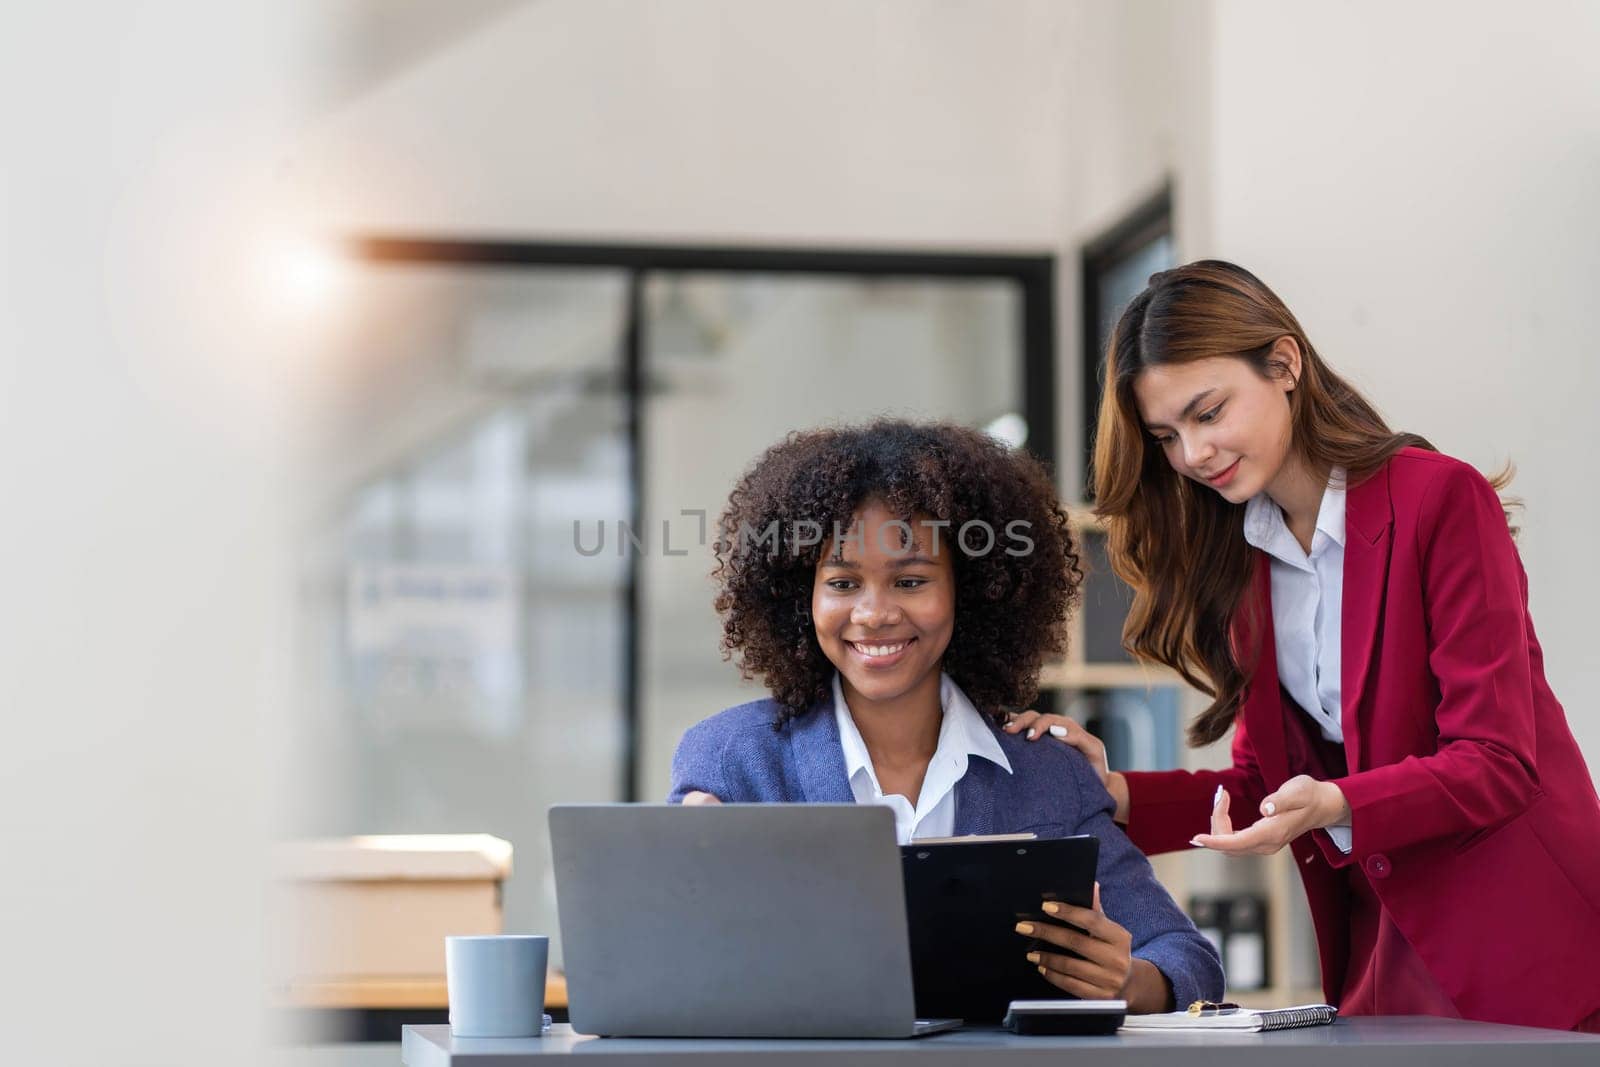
[900,834,1099,1022]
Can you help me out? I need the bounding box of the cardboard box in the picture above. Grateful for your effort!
[272,834,512,982]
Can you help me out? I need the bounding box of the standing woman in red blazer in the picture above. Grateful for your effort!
[1008,260,1600,1030]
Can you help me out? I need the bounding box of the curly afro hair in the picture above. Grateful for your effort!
[712,418,1083,727]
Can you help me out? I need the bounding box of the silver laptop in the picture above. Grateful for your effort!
[549,803,960,1038]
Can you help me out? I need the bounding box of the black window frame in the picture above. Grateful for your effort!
[1079,185,1173,499]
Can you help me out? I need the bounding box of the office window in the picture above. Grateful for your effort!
[301,241,1056,963]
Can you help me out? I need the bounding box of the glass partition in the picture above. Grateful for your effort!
[300,264,631,960]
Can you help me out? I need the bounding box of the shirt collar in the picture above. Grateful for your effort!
[832,671,1013,783]
[1243,467,1347,565]
[1318,474,1347,548]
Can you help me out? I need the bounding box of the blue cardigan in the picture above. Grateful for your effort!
[669,696,1225,1009]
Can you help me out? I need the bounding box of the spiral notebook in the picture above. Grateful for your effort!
[1119,1003,1338,1033]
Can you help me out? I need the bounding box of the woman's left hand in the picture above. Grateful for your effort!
[1017,883,1133,1001]
[1190,774,1351,855]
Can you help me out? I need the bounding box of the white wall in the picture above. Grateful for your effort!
[1,3,335,1063]
[297,0,1072,248]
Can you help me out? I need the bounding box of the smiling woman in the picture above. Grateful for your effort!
[1009,260,1600,1031]
[666,419,1225,1014]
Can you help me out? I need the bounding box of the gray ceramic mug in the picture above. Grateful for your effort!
[445,935,549,1038]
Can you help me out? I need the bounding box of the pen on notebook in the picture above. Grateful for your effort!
[1187,1000,1241,1017]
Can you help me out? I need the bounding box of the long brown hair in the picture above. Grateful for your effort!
[1091,260,1435,747]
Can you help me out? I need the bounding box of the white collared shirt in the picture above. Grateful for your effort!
[832,671,1012,845]
[1242,471,1353,854]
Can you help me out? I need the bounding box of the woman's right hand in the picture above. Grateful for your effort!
[1003,711,1130,825]
[1004,711,1110,781]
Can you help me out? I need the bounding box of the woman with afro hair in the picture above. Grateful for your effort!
[668,418,1222,1014]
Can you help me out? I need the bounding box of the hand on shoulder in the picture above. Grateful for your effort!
[1003,710,1130,824]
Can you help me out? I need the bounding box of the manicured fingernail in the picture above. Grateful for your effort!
[1049,725,1068,738]
[1263,802,1277,816]
[1026,729,1036,740]
[1213,785,1225,807]
[1038,966,1048,975]
[1190,838,1205,847]
[1015,922,1035,935]
[1042,901,1061,915]
[1026,951,1041,964]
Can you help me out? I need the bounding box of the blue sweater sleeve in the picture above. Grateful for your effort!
[667,716,731,803]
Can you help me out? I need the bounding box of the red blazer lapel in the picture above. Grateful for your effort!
[1340,464,1396,772]
[1241,551,1290,787]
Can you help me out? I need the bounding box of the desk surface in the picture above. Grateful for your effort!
[402,1018,1600,1066]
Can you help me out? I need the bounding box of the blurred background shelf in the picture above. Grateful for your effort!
[278,974,567,1011]
[1039,660,1181,690]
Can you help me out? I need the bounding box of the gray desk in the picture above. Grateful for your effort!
[402,1019,1600,1066]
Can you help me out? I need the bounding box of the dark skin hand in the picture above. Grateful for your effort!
[1016,882,1173,1012]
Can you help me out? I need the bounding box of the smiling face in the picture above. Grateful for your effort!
[1131,343,1301,504]
[811,499,956,712]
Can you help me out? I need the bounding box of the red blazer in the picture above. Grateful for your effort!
[1123,448,1600,1029]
